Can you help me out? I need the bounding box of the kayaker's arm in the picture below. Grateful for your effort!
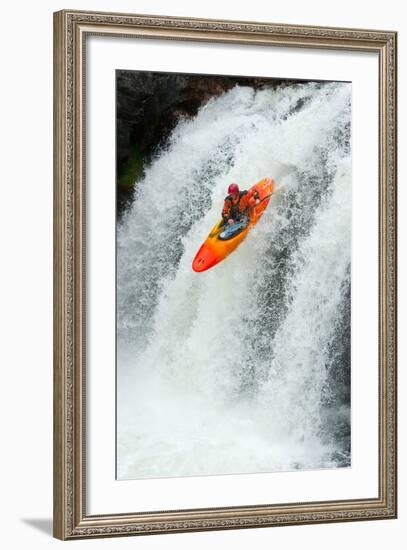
[222,197,234,224]
[242,188,261,209]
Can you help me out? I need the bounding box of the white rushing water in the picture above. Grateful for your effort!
[116,81,351,479]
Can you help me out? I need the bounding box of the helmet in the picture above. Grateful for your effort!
[228,183,239,195]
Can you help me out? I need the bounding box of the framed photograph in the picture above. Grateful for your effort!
[53,9,397,540]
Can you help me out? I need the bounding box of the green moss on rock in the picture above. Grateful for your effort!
[118,147,144,190]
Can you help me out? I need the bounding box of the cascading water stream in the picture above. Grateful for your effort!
[117,81,351,479]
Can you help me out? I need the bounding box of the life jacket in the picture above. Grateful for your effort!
[225,190,248,219]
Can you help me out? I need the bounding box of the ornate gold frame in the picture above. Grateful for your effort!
[53,9,397,540]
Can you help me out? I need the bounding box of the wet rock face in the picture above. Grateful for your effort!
[116,70,295,173]
[117,72,187,171]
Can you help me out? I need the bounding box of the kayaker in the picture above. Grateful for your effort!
[222,183,260,226]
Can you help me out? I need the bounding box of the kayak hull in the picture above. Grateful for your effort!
[192,177,274,272]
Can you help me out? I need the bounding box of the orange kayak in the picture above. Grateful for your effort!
[192,178,275,272]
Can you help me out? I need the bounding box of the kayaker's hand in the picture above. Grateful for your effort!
[255,199,260,205]
[228,219,234,225]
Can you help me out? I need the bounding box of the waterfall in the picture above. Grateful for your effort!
[116,81,351,479]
